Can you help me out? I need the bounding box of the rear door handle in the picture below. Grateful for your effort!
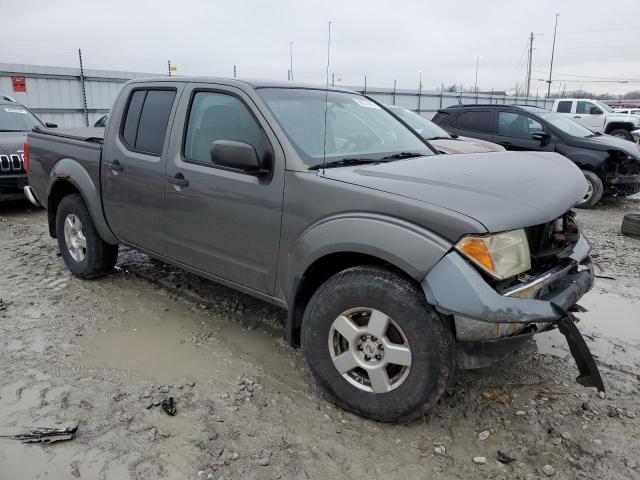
[167,173,189,188]
[107,159,123,172]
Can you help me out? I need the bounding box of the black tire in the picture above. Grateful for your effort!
[608,128,634,142]
[621,214,640,238]
[55,194,118,278]
[577,170,604,209]
[301,266,454,422]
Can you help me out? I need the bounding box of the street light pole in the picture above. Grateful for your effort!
[289,42,294,81]
[473,56,482,93]
[547,14,559,98]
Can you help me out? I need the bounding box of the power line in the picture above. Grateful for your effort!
[533,70,640,82]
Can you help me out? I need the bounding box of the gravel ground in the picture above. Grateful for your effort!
[0,196,639,480]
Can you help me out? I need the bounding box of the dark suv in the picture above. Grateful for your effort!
[0,95,55,202]
[433,104,640,208]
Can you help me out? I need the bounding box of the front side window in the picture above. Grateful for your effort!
[184,92,262,164]
[455,111,493,133]
[556,101,572,113]
[535,110,595,138]
[256,88,433,168]
[498,112,543,139]
[0,105,45,131]
[121,89,176,155]
[576,101,600,115]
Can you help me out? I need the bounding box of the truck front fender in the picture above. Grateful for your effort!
[286,214,452,299]
[48,158,118,244]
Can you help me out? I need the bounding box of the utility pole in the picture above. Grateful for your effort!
[418,70,422,113]
[168,60,172,76]
[473,56,482,93]
[233,65,237,78]
[78,49,89,127]
[526,32,534,97]
[289,42,294,81]
[331,73,335,86]
[547,14,559,98]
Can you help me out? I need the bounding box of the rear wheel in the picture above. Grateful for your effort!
[56,194,118,278]
[609,128,634,141]
[301,266,453,422]
[577,170,604,209]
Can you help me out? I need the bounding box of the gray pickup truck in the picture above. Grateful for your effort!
[26,78,603,422]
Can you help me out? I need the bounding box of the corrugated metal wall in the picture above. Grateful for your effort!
[0,63,160,127]
[1,62,557,127]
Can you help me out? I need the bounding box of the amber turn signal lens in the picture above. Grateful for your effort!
[457,237,495,272]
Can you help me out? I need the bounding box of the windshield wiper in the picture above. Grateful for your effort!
[0,129,25,132]
[380,151,424,160]
[426,136,452,141]
[308,158,380,170]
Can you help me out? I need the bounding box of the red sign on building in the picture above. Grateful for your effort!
[11,76,26,93]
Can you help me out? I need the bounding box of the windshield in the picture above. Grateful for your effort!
[389,107,451,140]
[257,88,434,167]
[595,101,613,113]
[0,105,44,131]
[534,110,595,138]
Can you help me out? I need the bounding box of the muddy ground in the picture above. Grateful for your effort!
[0,196,639,480]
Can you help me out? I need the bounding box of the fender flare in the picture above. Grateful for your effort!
[48,158,118,244]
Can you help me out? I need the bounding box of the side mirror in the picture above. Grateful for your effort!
[210,140,266,175]
[532,132,551,145]
[589,107,601,115]
[449,132,459,139]
[45,122,58,128]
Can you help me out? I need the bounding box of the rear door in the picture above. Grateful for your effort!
[493,110,555,152]
[163,83,285,295]
[450,109,495,143]
[102,83,184,254]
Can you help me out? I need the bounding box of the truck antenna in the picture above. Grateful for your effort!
[322,21,332,173]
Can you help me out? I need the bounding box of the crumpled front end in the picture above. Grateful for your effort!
[422,211,604,391]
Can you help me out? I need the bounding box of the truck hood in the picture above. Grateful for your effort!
[0,131,27,173]
[606,114,640,126]
[323,151,588,233]
[429,136,505,154]
[565,133,640,159]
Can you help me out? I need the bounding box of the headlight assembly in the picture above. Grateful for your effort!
[456,229,531,280]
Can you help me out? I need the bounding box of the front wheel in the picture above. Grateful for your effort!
[55,194,118,278]
[576,170,604,209]
[301,266,453,422]
[609,128,634,142]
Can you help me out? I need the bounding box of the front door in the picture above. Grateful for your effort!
[163,84,285,295]
[493,111,555,152]
[102,84,183,254]
[574,100,605,132]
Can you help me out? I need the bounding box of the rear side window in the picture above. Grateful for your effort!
[455,110,493,133]
[121,89,176,155]
[556,101,572,113]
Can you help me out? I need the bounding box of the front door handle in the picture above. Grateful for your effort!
[573,115,581,118]
[167,173,189,188]
[107,159,123,173]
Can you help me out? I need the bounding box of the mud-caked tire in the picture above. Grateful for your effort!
[55,194,118,278]
[577,170,604,209]
[301,266,454,422]
[621,214,640,238]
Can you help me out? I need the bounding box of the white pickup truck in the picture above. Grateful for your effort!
[551,99,640,142]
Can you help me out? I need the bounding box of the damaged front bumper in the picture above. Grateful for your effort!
[422,233,604,392]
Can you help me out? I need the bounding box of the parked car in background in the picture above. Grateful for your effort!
[94,114,109,128]
[432,104,640,208]
[385,104,505,154]
[551,98,640,142]
[26,78,603,421]
[0,95,56,202]
[614,108,640,117]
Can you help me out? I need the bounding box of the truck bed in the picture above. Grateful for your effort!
[33,127,105,143]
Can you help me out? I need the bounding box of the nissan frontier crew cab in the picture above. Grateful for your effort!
[25,78,603,422]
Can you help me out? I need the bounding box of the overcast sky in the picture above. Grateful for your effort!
[1,0,639,95]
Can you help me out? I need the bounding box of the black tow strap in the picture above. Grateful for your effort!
[552,303,605,393]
